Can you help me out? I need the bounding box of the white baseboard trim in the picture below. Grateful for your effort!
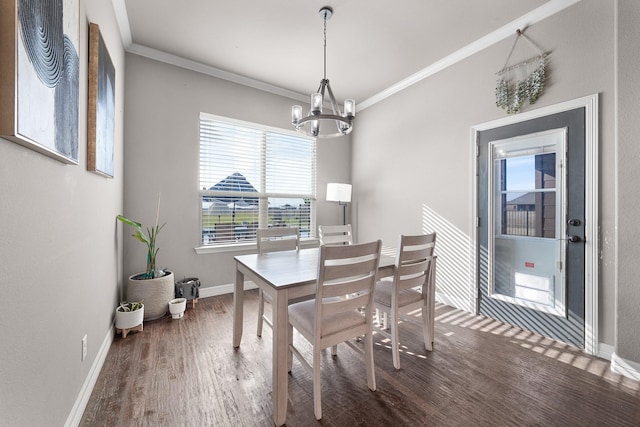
[598,342,614,361]
[65,325,115,427]
[199,282,257,299]
[435,291,475,314]
[611,352,640,381]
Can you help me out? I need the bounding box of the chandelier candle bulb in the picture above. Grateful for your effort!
[311,93,323,114]
[292,105,302,124]
[344,99,355,118]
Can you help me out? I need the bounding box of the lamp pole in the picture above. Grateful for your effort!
[326,183,352,226]
[339,201,347,226]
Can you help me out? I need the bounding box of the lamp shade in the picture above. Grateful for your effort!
[326,183,352,203]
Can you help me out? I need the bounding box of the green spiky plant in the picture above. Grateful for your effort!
[117,301,144,312]
[117,193,166,279]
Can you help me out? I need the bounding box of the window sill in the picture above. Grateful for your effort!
[194,238,319,255]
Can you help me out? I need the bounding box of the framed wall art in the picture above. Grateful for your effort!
[87,22,115,177]
[0,0,80,164]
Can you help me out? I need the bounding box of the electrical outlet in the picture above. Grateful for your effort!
[82,335,87,361]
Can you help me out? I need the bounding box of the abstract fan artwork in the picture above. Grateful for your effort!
[0,0,80,164]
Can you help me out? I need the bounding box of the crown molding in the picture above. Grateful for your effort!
[358,0,582,110]
[111,0,132,47]
[112,0,581,110]
[127,43,309,102]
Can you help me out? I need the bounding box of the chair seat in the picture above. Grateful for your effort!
[289,298,367,339]
[374,279,423,308]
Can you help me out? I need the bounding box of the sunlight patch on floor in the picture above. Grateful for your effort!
[441,304,640,393]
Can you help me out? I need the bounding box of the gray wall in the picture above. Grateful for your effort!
[353,0,626,355]
[0,1,125,425]
[616,0,640,362]
[122,54,351,289]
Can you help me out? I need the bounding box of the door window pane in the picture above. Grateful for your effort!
[498,153,556,238]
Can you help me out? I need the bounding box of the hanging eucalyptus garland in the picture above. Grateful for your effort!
[495,58,546,114]
[495,30,548,114]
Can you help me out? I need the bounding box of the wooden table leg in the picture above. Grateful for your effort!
[272,288,289,426]
[233,264,244,348]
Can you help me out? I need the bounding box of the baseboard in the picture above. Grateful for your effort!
[598,342,614,361]
[434,291,475,314]
[199,281,256,299]
[611,352,640,381]
[65,326,115,427]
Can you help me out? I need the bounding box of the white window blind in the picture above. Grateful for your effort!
[199,113,316,245]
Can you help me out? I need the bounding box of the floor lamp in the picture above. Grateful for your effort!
[326,183,352,225]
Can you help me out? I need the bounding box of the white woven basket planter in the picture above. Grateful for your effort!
[127,271,174,321]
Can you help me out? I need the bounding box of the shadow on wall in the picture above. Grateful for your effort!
[422,204,475,313]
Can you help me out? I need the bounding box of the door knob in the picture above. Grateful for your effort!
[567,235,582,243]
[568,218,581,226]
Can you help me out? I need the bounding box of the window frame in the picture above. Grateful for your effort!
[196,113,317,253]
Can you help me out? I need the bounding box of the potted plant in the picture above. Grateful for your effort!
[117,193,174,320]
[115,301,145,338]
[169,297,187,319]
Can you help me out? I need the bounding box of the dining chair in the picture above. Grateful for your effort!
[319,224,358,308]
[256,226,300,337]
[318,224,353,245]
[288,240,382,420]
[374,232,437,370]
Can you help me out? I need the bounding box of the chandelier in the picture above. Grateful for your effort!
[291,6,355,138]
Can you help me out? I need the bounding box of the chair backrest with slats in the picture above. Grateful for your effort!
[315,240,382,342]
[394,233,437,296]
[318,224,353,246]
[256,227,300,254]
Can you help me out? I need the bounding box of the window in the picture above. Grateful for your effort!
[494,148,556,238]
[199,113,316,246]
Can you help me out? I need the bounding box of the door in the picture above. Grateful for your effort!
[477,108,585,348]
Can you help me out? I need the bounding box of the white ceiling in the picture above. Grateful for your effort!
[115,0,576,110]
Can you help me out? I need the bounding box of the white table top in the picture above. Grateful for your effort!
[235,247,395,289]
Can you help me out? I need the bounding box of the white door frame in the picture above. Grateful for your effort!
[470,94,599,355]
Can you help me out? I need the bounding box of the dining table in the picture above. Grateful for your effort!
[233,246,395,426]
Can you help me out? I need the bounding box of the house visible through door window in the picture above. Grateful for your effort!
[497,151,556,238]
[199,113,316,246]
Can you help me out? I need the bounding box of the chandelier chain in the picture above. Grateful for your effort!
[323,15,327,80]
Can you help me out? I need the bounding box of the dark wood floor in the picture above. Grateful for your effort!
[80,290,640,426]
